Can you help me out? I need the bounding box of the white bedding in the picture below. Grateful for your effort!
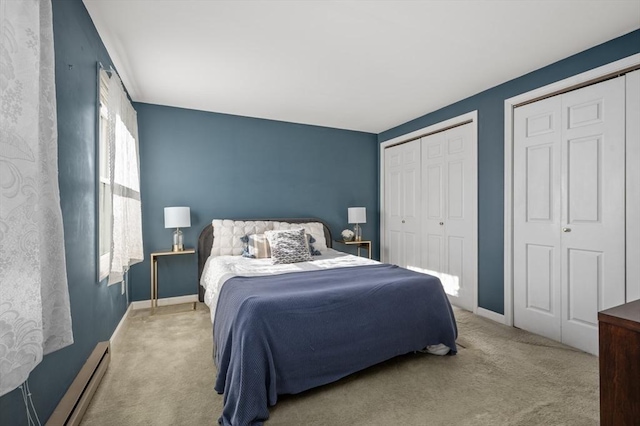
[200,248,378,322]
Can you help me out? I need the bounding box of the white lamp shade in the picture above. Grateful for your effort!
[348,207,366,224]
[164,207,191,228]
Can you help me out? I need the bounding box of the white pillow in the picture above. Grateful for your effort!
[265,228,312,264]
[211,219,273,256]
[271,221,328,252]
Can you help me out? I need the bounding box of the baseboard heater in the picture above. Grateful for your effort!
[47,341,110,426]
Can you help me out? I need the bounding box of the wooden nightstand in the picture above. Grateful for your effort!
[150,248,196,311]
[335,240,372,259]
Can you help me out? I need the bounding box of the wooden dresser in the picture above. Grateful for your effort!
[598,299,640,426]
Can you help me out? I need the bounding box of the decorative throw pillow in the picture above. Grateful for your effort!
[271,221,328,252]
[242,234,272,259]
[265,228,312,264]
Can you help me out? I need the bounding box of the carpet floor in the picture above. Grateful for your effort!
[81,303,599,426]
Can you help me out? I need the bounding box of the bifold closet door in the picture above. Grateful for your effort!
[384,139,421,269]
[627,69,640,302]
[421,122,477,311]
[514,76,626,355]
[513,95,563,342]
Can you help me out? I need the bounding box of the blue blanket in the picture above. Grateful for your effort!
[213,264,457,426]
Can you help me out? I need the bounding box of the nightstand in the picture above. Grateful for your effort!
[335,240,372,259]
[150,248,196,311]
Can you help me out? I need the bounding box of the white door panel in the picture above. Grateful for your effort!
[421,123,477,311]
[525,244,554,314]
[403,167,420,223]
[560,76,626,355]
[514,75,626,355]
[447,160,464,219]
[566,136,601,223]
[422,132,446,275]
[387,168,402,229]
[526,144,554,222]
[404,231,420,270]
[566,248,601,325]
[385,147,403,264]
[514,95,563,342]
[447,236,464,298]
[387,230,402,267]
[426,234,444,272]
[426,165,443,219]
[384,139,421,269]
[627,70,640,302]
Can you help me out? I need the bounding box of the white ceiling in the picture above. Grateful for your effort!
[83,0,640,134]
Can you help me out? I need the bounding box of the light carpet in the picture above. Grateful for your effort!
[81,303,599,426]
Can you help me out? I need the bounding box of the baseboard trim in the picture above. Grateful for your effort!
[476,307,506,324]
[46,342,110,426]
[109,303,131,350]
[130,294,198,310]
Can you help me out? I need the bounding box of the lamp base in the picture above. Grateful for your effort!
[172,228,184,252]
[353,224,362,241]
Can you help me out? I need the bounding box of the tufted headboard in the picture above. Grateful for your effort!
[197,218,333,302]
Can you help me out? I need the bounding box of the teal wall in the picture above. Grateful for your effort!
[128,103,379,301]
[0,0,128,424]
[378,30,640,314]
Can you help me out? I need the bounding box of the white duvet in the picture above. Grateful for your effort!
[200,248,379,322]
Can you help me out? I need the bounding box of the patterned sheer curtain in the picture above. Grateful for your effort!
[0,0,73,397]
[105,71,143,285]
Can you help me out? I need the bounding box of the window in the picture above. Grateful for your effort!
[98,69,111,281]
[96,66,144,285]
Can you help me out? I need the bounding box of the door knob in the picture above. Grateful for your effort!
[402,220,405,224]
[439,222,444,225]
[562,227,571,232]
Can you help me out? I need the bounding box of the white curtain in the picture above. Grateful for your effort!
[0,0,73,397]
[105,72,143,285]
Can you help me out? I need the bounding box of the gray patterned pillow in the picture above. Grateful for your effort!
[265,228,312,264]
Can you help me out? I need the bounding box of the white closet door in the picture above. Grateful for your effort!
[422,131,446,277]
[513,96,563,342]
[514,76,626,354]
[627,69,640,302]
[443,123,477,311]
[560,76,626,355]
[421,122,477,311]
[384,139,421,269]
[385,144,404,266]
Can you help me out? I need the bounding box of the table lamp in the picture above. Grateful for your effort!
[348,207,366,241]
[164,206,191,251]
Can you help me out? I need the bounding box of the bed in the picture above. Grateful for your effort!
[198,218,458,426]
